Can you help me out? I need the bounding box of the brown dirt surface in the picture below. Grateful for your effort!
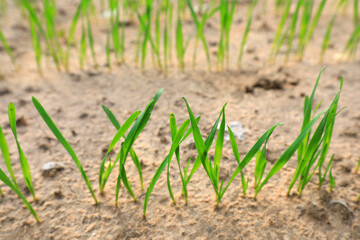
[0,1,360,239]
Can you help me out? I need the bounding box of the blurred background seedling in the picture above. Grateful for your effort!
[0,0,359,73]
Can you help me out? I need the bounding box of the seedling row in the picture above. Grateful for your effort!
[0,67,349,222]
[0,0,359,74]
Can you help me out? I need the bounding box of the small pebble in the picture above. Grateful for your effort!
[217,121,247,141]
[42,162,65,177]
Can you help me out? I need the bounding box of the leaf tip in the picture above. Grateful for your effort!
[339,77,343,89]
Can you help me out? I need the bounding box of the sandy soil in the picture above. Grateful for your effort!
[0,1,359,239]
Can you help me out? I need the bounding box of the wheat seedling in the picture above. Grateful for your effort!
[143,114,194,216]
[186,0,219,70]
[99,106,143,193]
[184,98,281,205]
[0,125,18,189]
[8,103,37,201]
[217,0,236,70]
[32,97,98,204]
[114,89,163,206]
[0,168,39,222]
[238,0,259,68]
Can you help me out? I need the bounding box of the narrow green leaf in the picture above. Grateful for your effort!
[0,168,39,222]
[8,103,36,201]
[0,126,17,188]
[143,118,190,216]
[32,97,98,204]
[256,109,328,197]
[329,165,335,191]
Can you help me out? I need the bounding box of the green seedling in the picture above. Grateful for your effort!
[228,122,282,199]
[0,125,18,189]
[134,17,144,68]
[65,2,81,69]
[296,0,327,60]
[161,0,173,74]
[253,68,342,198]
[132,0,163,71]
[275,0,287,11]
[217,0,236,70]
[168,113,203,205]
[354,0,359,26]
[99,110,140,193]
[269,0,291,62]
[316,85,342,189]
[155,9,161,69]
[99,105,144,192]
[0,168,39,222]
[65,0,97,70]
[329,165,335,191]
[184,98,281,205]
[114,89,163,206]
[8,103,37,201]
[253,131,270,193]
[355,157,360,172]
[284,0,303,62]
[240,171,249,197]
[287,69,342,196]
[175,12,193,71]
[227,128,250,197]
[254,107,329,198]
[32,97,98,204]
[186,0,219,70]
[168,2,173,65]
[343,23,360,60]
[22,1,44,73]
[0,29,16,67]
[319,154,334,188]
[320,0,347,62]
[108,0,122,65]
[43,0,65,69]
[106,28,112,72]
[143,114,194,216]
[143,112,200,212]
[251,67,338,198]
[270,0,327,62]
[21,0,63,72]
[238,0,259,68]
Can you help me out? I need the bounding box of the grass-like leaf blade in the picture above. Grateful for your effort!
[32,97,98,204]
[8,103,36,201]
[0,168,39,222]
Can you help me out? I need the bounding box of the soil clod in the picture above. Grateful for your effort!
[306,201,329,222]
[328,199,354,226]
[0,87,11,96]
